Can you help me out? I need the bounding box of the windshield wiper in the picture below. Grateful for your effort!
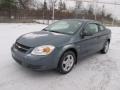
[43,29,62,34]
[49,30,63,34]
[43,29,70,35]
[42,29,48,31]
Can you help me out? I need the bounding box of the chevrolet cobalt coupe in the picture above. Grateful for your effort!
[11,19,111,74]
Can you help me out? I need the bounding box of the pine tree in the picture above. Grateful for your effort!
[43,0,47,11]
[0,0,16,18]
[88,4,94,15]
[58,0,66,11]
[42,0,48,19]
[0,0,16,9]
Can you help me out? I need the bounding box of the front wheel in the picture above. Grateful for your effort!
[101,41,110,54]
[57,51,76,74]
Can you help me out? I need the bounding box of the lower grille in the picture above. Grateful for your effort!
[15,42,30,53]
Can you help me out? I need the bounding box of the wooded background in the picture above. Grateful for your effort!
[0,0,119,25]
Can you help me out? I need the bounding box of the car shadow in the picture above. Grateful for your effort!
[77,52,101,64]
[13,62,63,78]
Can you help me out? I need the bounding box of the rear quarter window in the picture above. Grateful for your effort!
[99,25,105,31]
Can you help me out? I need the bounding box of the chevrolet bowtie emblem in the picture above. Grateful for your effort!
[17,45,22,49]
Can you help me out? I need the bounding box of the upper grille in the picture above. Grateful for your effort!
[15,42,30,53]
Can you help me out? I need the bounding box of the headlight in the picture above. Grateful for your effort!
[31,45,55,55]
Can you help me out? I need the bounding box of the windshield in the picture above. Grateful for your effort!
[43,20,82,34]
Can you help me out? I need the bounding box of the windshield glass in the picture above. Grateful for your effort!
[44,20,82,34]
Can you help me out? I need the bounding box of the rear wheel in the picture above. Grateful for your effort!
[101,41,110,54]
[57,51,76,74]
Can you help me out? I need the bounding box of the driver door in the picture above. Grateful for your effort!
[79,23,99,56]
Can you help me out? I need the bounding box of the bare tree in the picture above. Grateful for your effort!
[18,0,32,9]
[49,0,58,10]
[49,0,58,20]
[74,1,82,18]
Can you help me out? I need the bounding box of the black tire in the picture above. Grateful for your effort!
[101,41,110,54]
[57,51,76,74]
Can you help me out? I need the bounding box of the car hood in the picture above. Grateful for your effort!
[16,31,72,47]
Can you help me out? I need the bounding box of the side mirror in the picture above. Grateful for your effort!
[83,31,93,36]
[81,30,93,38]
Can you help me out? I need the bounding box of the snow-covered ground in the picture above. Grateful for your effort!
[0,23,120,90]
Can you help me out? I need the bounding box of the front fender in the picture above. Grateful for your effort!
[55,44,78,66]
[61,44,78,54]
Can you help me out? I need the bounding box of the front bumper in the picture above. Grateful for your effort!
[11,45,60,70]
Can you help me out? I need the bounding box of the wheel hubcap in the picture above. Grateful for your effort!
[62,55,74,72]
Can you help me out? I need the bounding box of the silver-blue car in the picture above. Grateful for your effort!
[11,19,111,74]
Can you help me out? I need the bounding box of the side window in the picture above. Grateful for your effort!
[85,23,99,34]
[99,25,105,31]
